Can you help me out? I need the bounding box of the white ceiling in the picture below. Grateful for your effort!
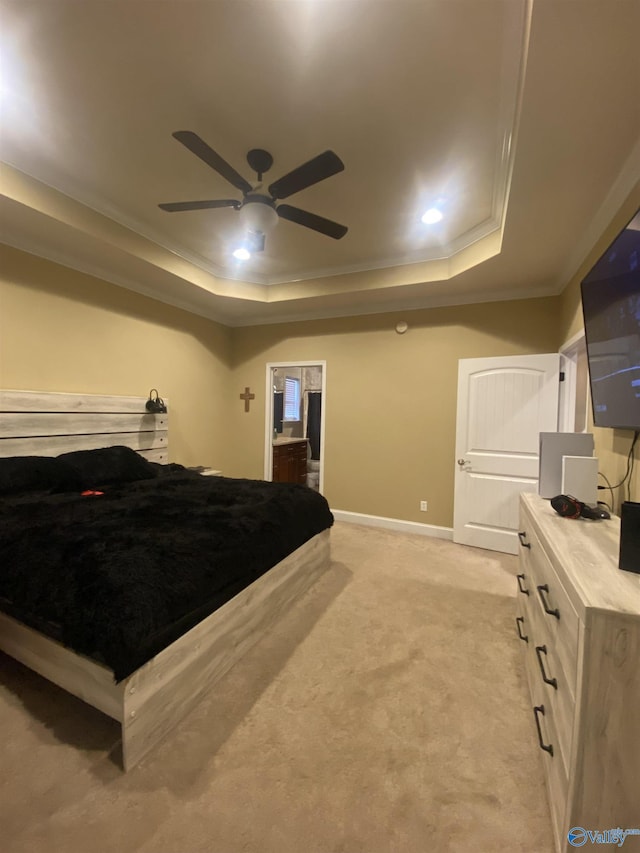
[1,0,639,326]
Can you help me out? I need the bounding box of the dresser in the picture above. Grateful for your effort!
[516,493,640,852]
[272,438,308,485]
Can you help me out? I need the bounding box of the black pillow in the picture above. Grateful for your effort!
[0,455,82,495]
[58,445,158,487]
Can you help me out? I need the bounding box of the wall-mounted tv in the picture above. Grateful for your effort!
[580,208,640,430]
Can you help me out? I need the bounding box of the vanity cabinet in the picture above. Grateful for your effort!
[515,493,640,852]
[272,438,307,485]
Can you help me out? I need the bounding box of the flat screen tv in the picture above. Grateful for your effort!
[580,208,640,430]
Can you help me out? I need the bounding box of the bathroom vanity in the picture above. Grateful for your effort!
[272,437,308,485]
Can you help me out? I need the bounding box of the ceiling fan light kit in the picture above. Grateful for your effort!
[238,196,279,235]
[421,207,443,225]
[232,246,251,261]
[159,132,348,254]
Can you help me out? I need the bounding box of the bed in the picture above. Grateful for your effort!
[0,389,332,770]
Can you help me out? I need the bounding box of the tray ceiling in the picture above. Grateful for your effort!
[1,0,638,325]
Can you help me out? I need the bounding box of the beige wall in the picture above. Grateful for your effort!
[229,300,560,526]
[0,245,233,468]
[0,243,561,526]
[3,205,636,522]
[558,185,640,505]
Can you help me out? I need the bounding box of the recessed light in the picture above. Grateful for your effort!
[232,247,251,261]
[421,208,443,225]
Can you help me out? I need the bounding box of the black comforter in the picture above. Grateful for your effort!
[0,467,333,680]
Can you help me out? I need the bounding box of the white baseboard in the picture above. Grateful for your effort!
[331,509,453,541]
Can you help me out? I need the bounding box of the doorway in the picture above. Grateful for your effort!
[559,330,589,433]
[264,361,326,492]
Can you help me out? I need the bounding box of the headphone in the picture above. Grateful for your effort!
[145,389,167,414]
[550,494,610,520]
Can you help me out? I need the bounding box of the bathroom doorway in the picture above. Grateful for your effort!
[264,361,326,492]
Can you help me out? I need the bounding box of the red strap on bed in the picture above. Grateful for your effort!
[81,490,104,497]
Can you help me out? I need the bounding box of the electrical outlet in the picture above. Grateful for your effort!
[420,500,428,512]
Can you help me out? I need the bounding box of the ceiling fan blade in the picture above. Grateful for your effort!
[268,150,344,200]
[159,199,240,212]
[172,131,253,194]
[277,204,348,239]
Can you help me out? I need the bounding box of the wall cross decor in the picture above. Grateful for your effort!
[239,387,255,412]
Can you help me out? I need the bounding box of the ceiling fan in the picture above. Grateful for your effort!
[159,131,348,251]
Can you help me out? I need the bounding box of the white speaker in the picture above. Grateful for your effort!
[561,455,599,505]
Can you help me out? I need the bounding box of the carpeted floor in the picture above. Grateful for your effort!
[0,522,554,853]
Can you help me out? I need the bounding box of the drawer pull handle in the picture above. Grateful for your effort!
[518,531,531,549]
[516,617,528,643]
[517,573,530,596]
[533,705,554,756]
[537,584,560,620]
[535,645,558,689]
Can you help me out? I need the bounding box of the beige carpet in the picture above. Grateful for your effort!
[0,522,554,853]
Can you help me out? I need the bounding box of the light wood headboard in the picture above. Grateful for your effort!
[0,390,168,462]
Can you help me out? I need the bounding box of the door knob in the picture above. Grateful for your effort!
[457,458,469,467]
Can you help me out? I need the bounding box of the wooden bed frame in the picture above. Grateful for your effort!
[0,389,331,770]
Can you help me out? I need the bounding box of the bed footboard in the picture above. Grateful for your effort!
[120,529,330,769]
[0,611,125,720]
[0,529,331,770]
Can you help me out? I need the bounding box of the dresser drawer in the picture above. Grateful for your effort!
[532,699,569,851]
[518,521,579,700]
[526,606,575,773]
[527,637,570,829]
[517,600,573,769]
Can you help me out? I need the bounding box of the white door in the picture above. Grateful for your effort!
[453,354,560,554]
